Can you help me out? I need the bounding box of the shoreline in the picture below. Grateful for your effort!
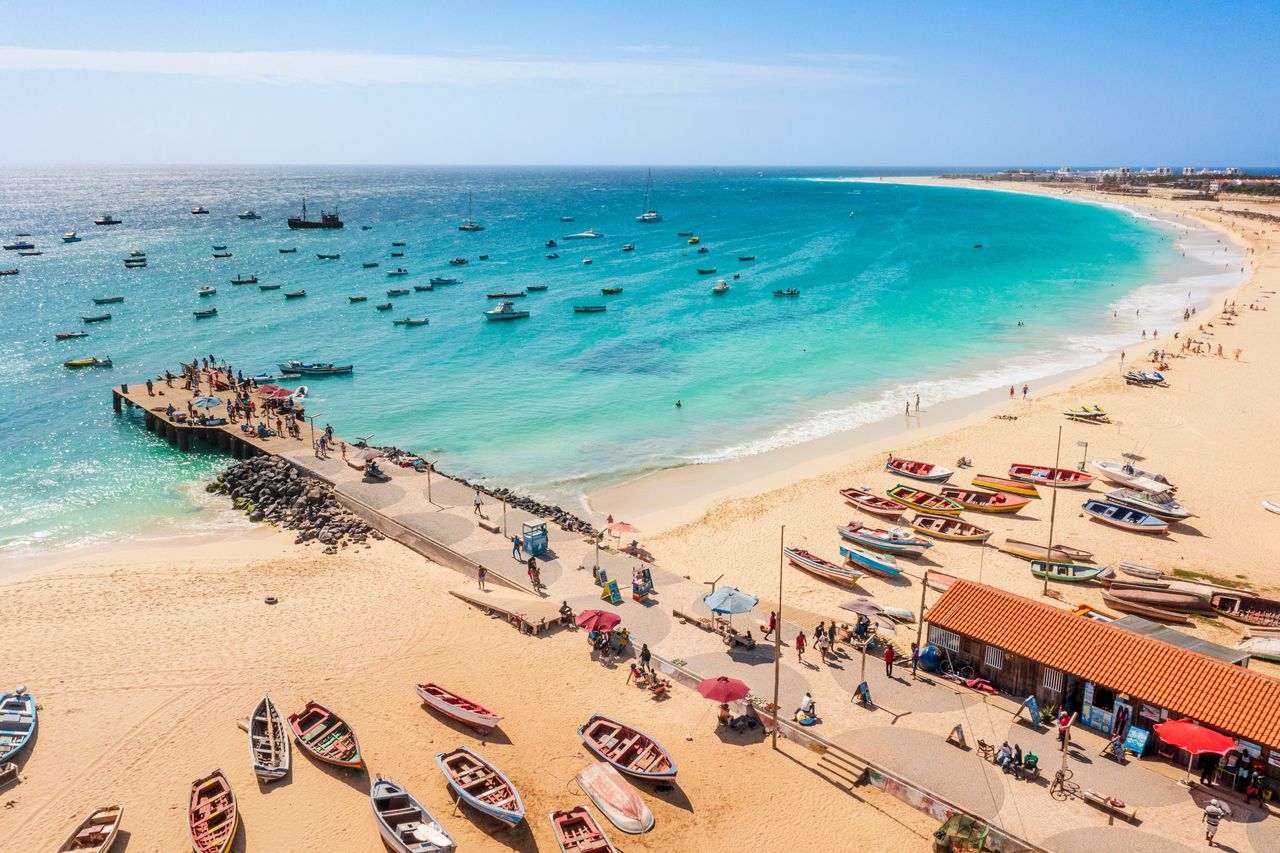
[589,177,1251,533]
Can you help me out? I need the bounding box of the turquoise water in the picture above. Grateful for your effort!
[0,168,1221,552]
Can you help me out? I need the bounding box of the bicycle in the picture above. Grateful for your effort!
[937,648,976,680]
[1049,767,1078,801]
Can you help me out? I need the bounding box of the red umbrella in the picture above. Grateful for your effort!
[606,521,640,534]
[696,676,750,703]
[254,384,280,395]
[576,610,621,632]
[1153,718,1235,783]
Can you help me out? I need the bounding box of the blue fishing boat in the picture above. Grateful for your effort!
[1081,499,1170,534]
[277,361,353,375]
[838,545,902,578]
[837,521,932,557]
[436,746,525,827]
[0,687,36,763]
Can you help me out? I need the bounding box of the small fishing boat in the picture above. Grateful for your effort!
[999,539,1093,563]
[237,211,261,220]
[415,683,503,733]
[248,693,290,782]
[449,257,468,266]
[1210,592,1280,627]
[277,361,354,375]
[885,484,963,516]
[259,283,281,290]
[198,286,216,296]
[1103,586,1211,613]
[387,288,410,296]
[211,246,226,252]
[316,253,340,260]
[394,317,429,326]
[279,247,297,254]
[837,521,932,557]
[738,255,755,261]
[56,804,123,853]
[1008,464,1095,488]
[193,308,218,318]
[55,331,89,339]
[484,300,529,321]
[547,240,558,248]
[430,277,459,286]
[191,206,209,215]
[392,241,407,247]
[1081,499,1169,534]
[772,288,800,296]
[0,688,36,762]
[574,305,607,313]
[582,258,593,265]
[371,776,456,853]
[576,762,653,835]
[2,239,34,250]
[784,547,864,586]
[1105,487,1192,521]
[909,514,992,543]
[92,296,124,304]
[1118,561,1166,580]
[82,314,112,323]
[622,243,635,252]
[392,252,405,258]
[971,473,1040,498]
[288,700,361,768]
[601,287,623,295]
[564,229,603,240]
[925,570,958,593]
[414,284,433,292]
[839,486,905,519]
[94,214,121,226]
[17,250,42,256]
[230,275,257,284]
[939,486,1030,514]
[1101,592,1191,624]
[678,231,693,237]
[1029,561,1112,583]
[63,231,82,243]
[687,236,700,244]
[0,268,18,276]
[546,253,560,259]
[696,267,717,275]
[839,544,901,578]
[363,262,380,269]
[885,456,953,483]
[578,714,676,780]
[550,806,617,853]
[1090,460,1175,492]
[487,291,526,299]
[189,770,237,853]
[712,280,730,294]
[63,357,113,368]
[387,268,409,277]
[284,290,307,298]
[527,284,548,291]
[376,303,392,311]
[212,253,232,259]
[696,246,710,254]
[436,746,525,826]
[362,225,372,230]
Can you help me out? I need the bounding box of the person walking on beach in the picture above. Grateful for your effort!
[827,622,836,647]
[1202,799,1230,847]
[477,566,487,591]
[640,643,652,672]
[1009,386,1015,399]
[910,641,920,675]
[762,611,777,640]
[473,488,483,515]
[816,630,830,664]
[527,555,540,590]
[1022,384,1029,399]
[795,630,806,662]
[511,535,522,560]
[915,393,920,412]
[883,644,896,677]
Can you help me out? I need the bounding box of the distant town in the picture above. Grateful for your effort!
[946,166,1280,200]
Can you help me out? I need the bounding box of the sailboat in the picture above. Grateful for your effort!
[459,192,485,232]
[635,169,661,223]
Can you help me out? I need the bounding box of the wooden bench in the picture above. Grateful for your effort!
[1080,789,1138,822]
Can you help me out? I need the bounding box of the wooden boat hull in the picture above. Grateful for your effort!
[371,776,456,853]
[189,771,237,853]
[288,701,361,768]
[0,690,36,763]
[1211,593,1280,627]
[784,548,863,587]
[939,487,1030,514]
[837,522,931,556]
[436,746,525,827]
[909,514,992,543]
[1104,587,1211,612]
[1082,500,1169,534]
[1235,636,1280,662]
[248,693,290,782]
[416,683,502,733]
[885,485,963,516]
[885,457,953,483]
[576,763,654,834]
[550,806,617,853]
[1118,561,1166,580]
[925,570,957,593]
[839,545,901,578]
[1101,592,1190,624]
[839,487,905,519]
[999,539,1092,563]
[1009,464,1095,488]
[276,363,353,375]
[1029,561,1111,583]
[971,474,1039,498]
[57,804,122,853]
[578,714,676,780]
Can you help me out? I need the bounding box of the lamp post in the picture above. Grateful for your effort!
[1042,425,1063,596]
[426,460,436,504]
[305,414,316,448]
[771,524,784,750]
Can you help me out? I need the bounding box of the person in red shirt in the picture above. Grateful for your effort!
[795,630,806,662]
[884,644,896,677]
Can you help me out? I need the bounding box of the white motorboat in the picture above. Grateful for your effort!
[563,229,603,240]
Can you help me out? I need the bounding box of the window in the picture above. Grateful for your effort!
[929,626,960,651]
[984,646,1004,670]
[1043,667,1064,693]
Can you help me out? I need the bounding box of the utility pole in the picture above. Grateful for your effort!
[1043,425,1063,596]
[912,569,928,679]
[771,524,784,750]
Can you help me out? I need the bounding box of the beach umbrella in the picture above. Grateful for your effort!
[702,587,760,615]
[576,610,621,633]
[606,520,640,534]
[270,387,296,398]
[1153,718,1235,784]
[254,384,281,395]
[191,395,222,408]
[354,447,383,462]
[839,599,886,618]
[696,676,750,703]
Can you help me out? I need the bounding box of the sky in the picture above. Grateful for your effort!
[1,0,1278,167]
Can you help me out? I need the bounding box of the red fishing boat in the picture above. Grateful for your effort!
[287,701,361,769]
[885,456,953,483]
[188,771,237,853]
[578,715,676,780]
[939,486,1030,514]
[550,805,616,852]
[839,486,905,519]
[1008,464,1095,488]
[416,683,503,733]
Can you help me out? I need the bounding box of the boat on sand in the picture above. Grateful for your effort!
[885,456,953,483]
[578,714,676,780]
[288,701,361,768]
[1081,499,1169,534]
[1029,561,1112,583]
[576,762,654,834]
[909,514,992,543]
[550,805,617,853]
[248,693,290,782]
[0,687,36,763]
[999,539,1092,563]
[371,775,456,852]
[1090,460,1176,492]
[1100,592,1191,624]
[1008,464,1094,488]
[971,474,1040,498]
[839,486,906,519]
[1211,592,1280,627]
[837,521,932,556]
[189,771,237,853]
[885,485,963,516]
[839,545,901,578]
[415,683,502,733]
[784,547,863,586]
[939,486,1030,514]
[57,805,123,853]
[436,746,525,826]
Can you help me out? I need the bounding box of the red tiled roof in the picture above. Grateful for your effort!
[927,581,1280,749]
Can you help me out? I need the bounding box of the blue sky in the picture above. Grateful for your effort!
[2,0,1277,166]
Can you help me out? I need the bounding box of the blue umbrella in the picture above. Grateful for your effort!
[192,396,222,408]
[702,587,760,632]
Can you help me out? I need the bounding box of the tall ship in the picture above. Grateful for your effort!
[287,198,343,230]
[635,168,662,223]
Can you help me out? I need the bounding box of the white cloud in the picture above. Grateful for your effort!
[0,45,899,92]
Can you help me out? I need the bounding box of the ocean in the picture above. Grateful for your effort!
[0,167,1240,553]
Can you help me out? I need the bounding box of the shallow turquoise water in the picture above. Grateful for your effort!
[0,168,1213,551]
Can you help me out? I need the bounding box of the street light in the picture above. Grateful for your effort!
[305,414,316,449]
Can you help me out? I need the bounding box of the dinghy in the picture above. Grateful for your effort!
[971,474,1039,498]
[550,805,617,853]
[0,687,36,763]
[189,771,237,853]
[1029,561,1112,583]
[1008,464,1094,488]
[837,521,932,556]
[838,545,901,578]
[885,485,963,516]
[1118,562,1167,580]
[248,693,290,782]
[436,746,525,826]
[371,775,456,853]
[349,295,368,303]
[1081,499,1169,534]
[999,539,1093,563]
[909,514,992,543]
[1103,586,1211,612]
[576,762,654,834]
[1090,460,1175,492]
[939,486,1030,514]
[839,486,905,519]
[288,701,361,768]
[415,683,503,733]
[885,456,953,483]
[57,805,123,853]
[394,318,430,326]
[783,547,863,586]
[1101,592,1192,623]
[92,296,124,305]
[578,714,676,780]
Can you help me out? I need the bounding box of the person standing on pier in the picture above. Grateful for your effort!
[477,566,488,591]
[473,488,484,516]
[511,535,522,560]
[145,378,154,396]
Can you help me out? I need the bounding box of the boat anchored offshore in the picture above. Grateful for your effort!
[564,229,603,240]
[287,198,343,229]
[484,300,529,321]
[458,192,485,232]
[237,211,261,220]
[635,168,662,223]
[277,361,353,375]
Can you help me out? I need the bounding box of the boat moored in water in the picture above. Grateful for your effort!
[484,300,529,321]
[277,361,353,375]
